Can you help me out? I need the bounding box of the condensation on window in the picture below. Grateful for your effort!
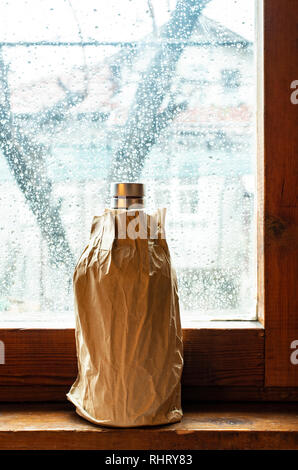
[0,0,256,323]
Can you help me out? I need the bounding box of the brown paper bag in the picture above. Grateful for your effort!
[67,208,183,427]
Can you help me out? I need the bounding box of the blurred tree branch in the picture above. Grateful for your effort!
[108,0,210,187]
[0,47,76,269]
[147,0,158,37]
[29,78,87,129]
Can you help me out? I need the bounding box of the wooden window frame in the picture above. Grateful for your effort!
[0,0,297,402]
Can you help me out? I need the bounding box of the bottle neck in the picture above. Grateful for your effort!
[111,197,145,209]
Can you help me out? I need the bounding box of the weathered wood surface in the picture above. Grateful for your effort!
[0,403,297,450]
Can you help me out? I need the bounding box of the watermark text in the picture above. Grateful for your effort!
[0,340,5,364]
[290,80,298,104]
[290,340,298,365]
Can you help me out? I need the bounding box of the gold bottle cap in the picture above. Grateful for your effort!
[111,183,145,209]
[111,183,145,198]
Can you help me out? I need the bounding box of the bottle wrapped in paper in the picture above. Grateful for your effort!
[67,208,183,427]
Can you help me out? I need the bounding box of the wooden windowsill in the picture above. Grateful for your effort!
[0,402,297,450]
[0,319,263,329]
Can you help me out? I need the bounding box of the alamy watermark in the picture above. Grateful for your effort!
[290,80,298,104]
[108,204,166,240]
[290,340,298,365]
[0,340,5,364]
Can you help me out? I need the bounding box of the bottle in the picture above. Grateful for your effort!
[67,181,183,427]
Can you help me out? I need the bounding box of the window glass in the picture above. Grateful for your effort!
[0,0,256,322]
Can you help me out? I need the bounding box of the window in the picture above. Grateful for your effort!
[0,0,256,323]
[0,0,297,401]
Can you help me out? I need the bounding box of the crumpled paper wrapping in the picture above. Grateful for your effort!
[67,208,183,427]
